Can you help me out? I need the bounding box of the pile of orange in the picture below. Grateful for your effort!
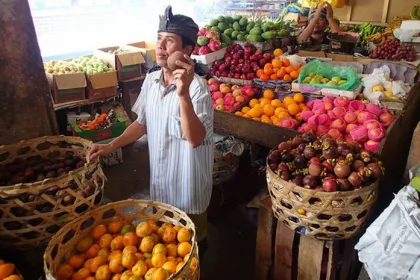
[0,260,21,280]
[235,90,309,126]
[55,218,197,280]
[256,49,303,82]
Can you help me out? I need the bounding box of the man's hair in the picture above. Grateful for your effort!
[181,36,195,48]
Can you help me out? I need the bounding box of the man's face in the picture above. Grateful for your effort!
[156,32,190,68]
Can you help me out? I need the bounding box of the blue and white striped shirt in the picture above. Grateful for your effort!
[132,70,214,214]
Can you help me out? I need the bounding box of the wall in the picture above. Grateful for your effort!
[333,0,417,23]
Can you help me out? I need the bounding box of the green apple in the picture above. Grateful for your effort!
[303,77,312,83]
[411,176,420,192]
[308,72,316,77]
[321,78,330,84]
[310,79,318,84]
[327,81,337,86]
[315,74,324,80]
[338,80,347,86]
[331,77,341,83]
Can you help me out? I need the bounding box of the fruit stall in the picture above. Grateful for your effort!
[1,1,420,280]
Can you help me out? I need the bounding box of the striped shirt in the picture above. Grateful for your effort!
[132,70,214,214]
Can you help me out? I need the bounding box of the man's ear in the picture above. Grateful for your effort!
[184,45,193,56]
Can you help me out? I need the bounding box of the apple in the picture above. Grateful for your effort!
[215,98,224,105]
[215,104,224,111]
[235,95,245,103]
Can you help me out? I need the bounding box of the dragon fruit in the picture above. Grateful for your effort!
[192,45,199,55]
[198,46,211,55]
[208,39,222,52]
[197,36,209,47]
[198,28,207,36]
[205,30,219,40]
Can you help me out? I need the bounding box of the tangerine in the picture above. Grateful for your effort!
[272,67,279,74]
[151,268,169,280]
[277,112,290,120]
[162,227,177,243]
[144,268,157,280]
[293,93,305,103]
[122,252,137,270]
[270,74,278,80]
[136,222,153,238]
[67,254,85,270]
[166,244,177,257]
[145,258,153,269]
[295,112,303,121]
[152,244,167,255]
[256,69,264,78]
[99,234,113,249]
[90,256,106,273]
[285,66,294,74]
[249,99,259,108]
[91,224,108,240]
[272,59,282,68]
[263,67,273,75]
[135,253,144,262]
[120,271,133,280]
[242,114,251,118]
[110,236,124,251]
[95,265,111,280]
[287,103,300,116]
[140,236,155,254]
[282,58,290,67]
[76,236,94,253]
[162,261,177,274]
[177,242,192,258]
[111,274,121,280]
[84,259,94,270]
[276,69,286,79]
[274,107,287,116]
[123,232,139,247]
[259,98,271,107]
[71,268,91,280]
[151,253,166,268]
[241,106,251,114]
[132,260,148,277]
[86,244,101,259]
[234,112,243,116]
[261,116,272,124]
[120,225,134,235]
[107,251,122,262]
[175,262,184,273]
[290,71,299,79]
[56,264,74,280]
[248,108,262,118]
[97,248,110,259]
[260,73,269,81]
[108,220,122,234]
[252,117,261,121]
[263,104,275,117]
[283,96,295,106]
[263,89,275,100]
[283,74,292,82]
[123,245,138,255]
[271,99,282,108]
[108,253,124,274]
[273,48,284,57]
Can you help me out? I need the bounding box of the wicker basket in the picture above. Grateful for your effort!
[0,136,105,249]
[266,159,379,240]
[44,199,200,280]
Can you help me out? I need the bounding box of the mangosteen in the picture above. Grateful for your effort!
[358,167,372,182]
[292,136,304,148]
[323,145,339,160]
[57,168,65,176]
[292,175,304,187]
[333,161,351,178]
[281,152,294,163]
[64,159,75,167]
[278,142,292,153]
[336,178,352,191]
[85,185,95,196]
[322,177,338,192]
[348,172,362,187]
[308,162,322,177]
[277,162,289,172]
[280,170,291,181]
[360,150,372,163]
[268,150,281,164]
[269,163,278,171]
[303,175,318,188]
[303,147,317,159]
[367,163,384,180]
[293,155,307,169]
[312,140,322,150]
[320,134,332,140]
[297,143,307,153]
[303,133,317,143]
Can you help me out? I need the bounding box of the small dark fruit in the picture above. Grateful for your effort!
[322,160,334,173]
[312,140,322,150]
[333,161,351,178]
[270,163,278,171]
[352,160,365,170]
[323,145,339,159]
[297,143,307,153]
[293,155,307,169]
[277,162,289,172]
[292,137,304,148]
[23,168,35,178]
[336,178,352,191]
[292,175,304,187]
[308,157,321,166]
[280,170,291,181]
[367,163,384,180]
[46,171,57,178]
[348,172,362,187]
[308,162,322,177]
[65,159,75,167]
[358,167,372,181]
[278,142,292,153]
[323,177,338,192]
[281,152,294,163]
[268,150,281,164]
[360,150,372,163]
[303,132,317,143]
[303,175,318,188]
[303,146,317,159]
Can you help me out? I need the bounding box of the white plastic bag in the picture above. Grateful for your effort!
[355,165,420,280]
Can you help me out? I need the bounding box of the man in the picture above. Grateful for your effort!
[297,1,342,45]
[87,6,213,257]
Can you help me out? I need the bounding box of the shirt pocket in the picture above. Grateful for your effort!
[167,114,184,139]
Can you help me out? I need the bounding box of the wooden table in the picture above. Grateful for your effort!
[118,76,145,121]
[255,197,362,280]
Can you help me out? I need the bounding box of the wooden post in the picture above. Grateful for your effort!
[0,0,58,145]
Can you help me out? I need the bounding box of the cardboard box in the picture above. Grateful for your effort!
[46,72,87,104]
[94,45,146,81]
[86,71,118,100]
[127,41,156,70]
[71,114,126,142]
[298,50,327,58]
[66,111,91,134]
[96,137,123,167]
[191,48,226,65]
[326,53,355,62]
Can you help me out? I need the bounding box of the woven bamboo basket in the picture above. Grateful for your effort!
[0,136,105,249]
[266,158,379,240]
[44,199,200,280]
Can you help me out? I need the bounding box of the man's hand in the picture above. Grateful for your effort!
[173,54,195,98]
[86,144,112,163]
[313,3,325,21]
[322,1,334,20]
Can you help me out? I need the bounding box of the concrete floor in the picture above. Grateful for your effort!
[104,136,258,280]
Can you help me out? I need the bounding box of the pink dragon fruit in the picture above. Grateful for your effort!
[208,39,222,52]
[199,46,211,55]
[198,28,207,36]
[205,30,219,40]
[192,45,200,55]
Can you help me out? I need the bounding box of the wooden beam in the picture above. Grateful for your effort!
[274,223,295,280]
[0,0,58,145]
[297,235,325,280]
[381,0,391,23]
[345,0,353,21]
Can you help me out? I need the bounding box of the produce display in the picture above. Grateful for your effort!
[77,110,118,131]
[203,14,291,44]
[296,96,394,152]
[234,90,309,126]
[209,43,262,80]
[44,56,113,75]
[0,260,22,280]
[193,28,223,55]
[207,78,258,111]
[256,49,304,82]
[267,133,384,191]
[301,73,347,86]
[55,218,197,280]
[369,40,417,61]
[0,151,86,185]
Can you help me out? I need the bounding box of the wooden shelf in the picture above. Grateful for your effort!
[53,95,119,111]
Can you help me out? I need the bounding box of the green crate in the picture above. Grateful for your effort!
[71,115,126,142]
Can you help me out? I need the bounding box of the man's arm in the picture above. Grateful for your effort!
[297,20,317,44]
[325,2,342,33]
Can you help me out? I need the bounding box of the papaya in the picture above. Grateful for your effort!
[248,35,263,42]
[261,31,275,40]
[218,22,229,32]
[224,28,233,37]
[233,22,241,31]
[249,27,262,36]
[239,17,248,26]
[209,19,218,27]
[231,31,239,40]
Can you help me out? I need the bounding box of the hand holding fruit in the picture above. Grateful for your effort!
[170,53,195,98]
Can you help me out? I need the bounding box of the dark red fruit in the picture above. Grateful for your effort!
[303,175,318,188]
[278,142,292,153]
[348,172,362,187]
[333,161,351,178]
[336,178,352,191]
[323,177,338,192]
[303,147,317,159]
[367,163,383,180]
[308,162,322,177]
[352,160,365,170]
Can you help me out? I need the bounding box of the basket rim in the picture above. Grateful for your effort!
[0,135,98,191]
[43,199,198,279]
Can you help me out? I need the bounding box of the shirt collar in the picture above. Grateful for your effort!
[154,70,176,96]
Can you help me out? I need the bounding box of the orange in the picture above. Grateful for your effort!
[261,116,272,124]
[162,261,176,274]
[123,245,138,255]
[259,98,271,107]
[122,252,137,269]
[249,99,259,108]
[166,244,177,257]
[177,242,192,258]
[273,48,284,57]
[85,277,95,280]
[248,108,261,118]
[242,114,251,118]
[276,69,286,79]
[86,244,101,259]
[256,69,264,78]
[260,73,269,81]
[97,248,110,259]
[90,256,106,273]
[110,236,124,251]
[108,253,124,274]
[67,254,85,270]
[144,268,157,280]
[107,251,122,262]
[285,66,294,74]
[234,112,243,116]
[189,257,198,273]
[84,259,94,270]
[108,220,122,234]
[56,264,74,280]
[123,232,139,247]
[145,258,153,270]
[277,112,290,120]
[264,63,272,70]
[275,107,287,116]
[111,274,121,280]
[272,67,279,74]
[283,96,295,106]
[120,270,133,280]
[152,244,167,255]
[271,99,282,108]
[263,104,275,117]
[283,74,292,82]
[95,265,111,280]
[150,233,160,245]
[270,74,277,80]
[263,67,273,75]
[136,222,153,238]
[162,227,177,243]
[135,253,144,262]
[175,262,184,273]
[151,253,166,268]
[132,261,148,277]
[140,236,155,254]
[71,268,91,280]
[252,117,261,121]
[290,71,299,79]
[99,234,113,249]
[287,103,300,116]
[241,106,251,114]
[282,58,290,67]
[151,268,169,280]
[91,224,108,240]
[272,59,282,68]
[263,89,275,100]
[76,236,94,253]
[293,93,305,103]
[295,112,303,121]
[4,276,22,280]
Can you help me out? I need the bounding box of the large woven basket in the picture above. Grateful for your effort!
[44,199,200,280]
[266,159,379,240]
[0,136,105,249]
